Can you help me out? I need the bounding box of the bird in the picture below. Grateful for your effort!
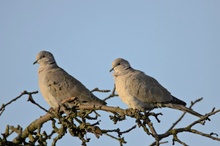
[110,58,207,119]
[33,50,106,109]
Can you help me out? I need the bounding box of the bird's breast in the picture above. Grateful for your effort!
[38,70,59,108]
[115,75,146,111]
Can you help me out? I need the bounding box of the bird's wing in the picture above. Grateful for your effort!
[43,67,103,104]
[126,70,173,103]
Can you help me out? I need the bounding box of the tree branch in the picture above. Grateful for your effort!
[0,90,38,116]
[0,90,219,146]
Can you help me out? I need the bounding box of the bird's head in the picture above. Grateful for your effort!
[33,51,56,66]
[110,58,131,75]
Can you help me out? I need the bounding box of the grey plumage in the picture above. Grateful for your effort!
[110,58,205,118]
[34,51,106,109]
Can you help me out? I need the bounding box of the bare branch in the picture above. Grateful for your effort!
[1,90,220,146]
[103,85,118,101]
[150,98,219,146]
[27,92,50,113]
[167,98,203,132]
[12,112,54,144]
[0,90,38,116]
[91,87,111,93]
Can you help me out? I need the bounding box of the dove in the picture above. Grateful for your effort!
[33,51,106,109]
[110,58,207,119]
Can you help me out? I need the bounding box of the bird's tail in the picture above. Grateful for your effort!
[91,93,107,105]
[167,103,202,117]
[163,103,210,121]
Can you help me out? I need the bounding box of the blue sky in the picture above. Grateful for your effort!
[0,1,219,146]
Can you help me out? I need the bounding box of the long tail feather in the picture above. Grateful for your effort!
[162,103,210,121]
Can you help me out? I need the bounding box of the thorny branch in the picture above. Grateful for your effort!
[0,88,220,146]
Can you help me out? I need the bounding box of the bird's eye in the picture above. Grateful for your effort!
[42,55,45,58]
[117,62,121,66]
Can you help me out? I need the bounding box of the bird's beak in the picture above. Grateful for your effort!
[109,68,114,72]
[33,60,38,65]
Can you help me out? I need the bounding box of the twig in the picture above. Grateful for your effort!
[144,117,159,146]
[102,125,136,136]
[12,112,54,144]
[147,112,163,123]
[1,91,219,146]
[27,92,50,113]
[150,98,218,146]
[103,85,118,101]
[210,132,218,137]
[0,90,38,116]
[187,109,220,128]
[190,129,220,141]
[104,133,126,145]
[91,87,111,93]
[172,132,188,146]
[166,98,202,132]
[120,125,137,134]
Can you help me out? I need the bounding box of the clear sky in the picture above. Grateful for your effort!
[0,1,219,146]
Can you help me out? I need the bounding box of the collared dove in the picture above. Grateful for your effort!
[33,51,106,109]
[110,58,206,119]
